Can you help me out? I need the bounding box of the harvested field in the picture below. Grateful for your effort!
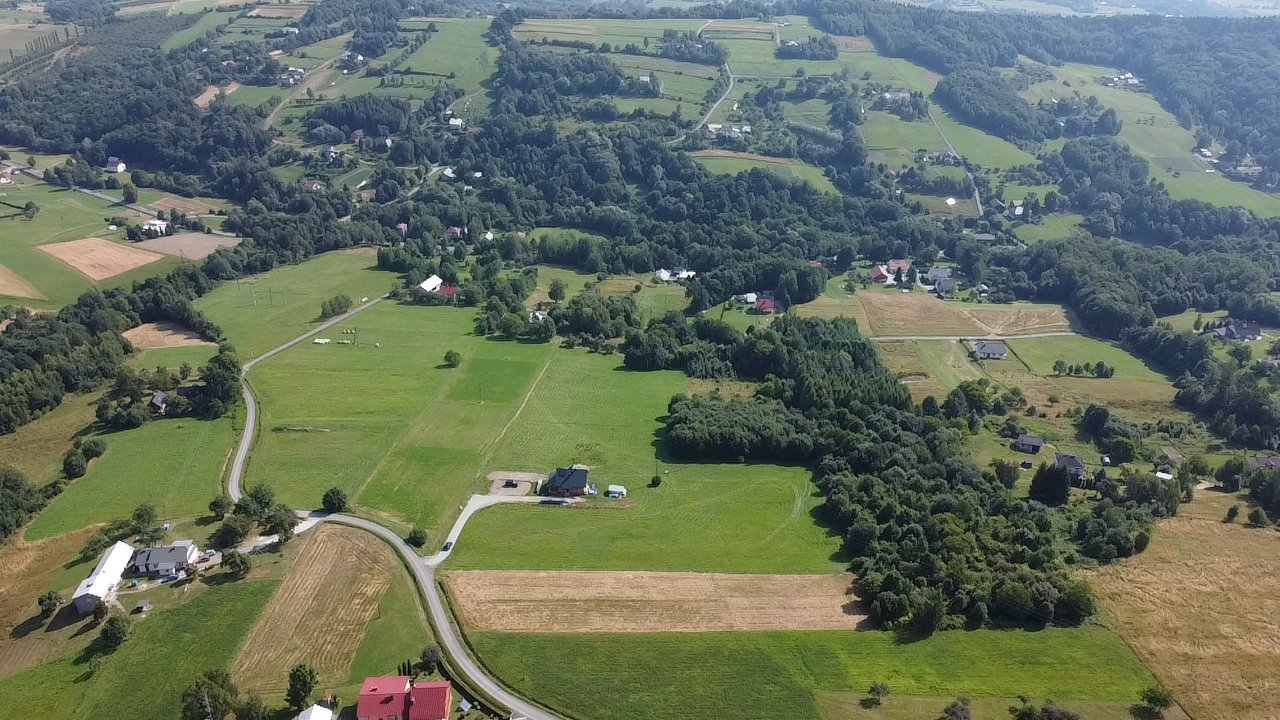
[0,529,97,678]
[193,82,240,110]
[802,291,1071,338]
[36,237,163,281]
[443,571,865,632]
[832,35,875,52]
[231,525,402,695]
[0,263,44,300]
[151,194,226,215]
[247,4,308,17]
[1087,489,1280,720]
[122,321,215,349]
[135,232,241,259]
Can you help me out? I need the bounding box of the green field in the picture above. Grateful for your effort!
[194,250,397,357]
[692,151,839,193]
[932,108,1037,170]
[861,110,945,166]
[1012,213,1085,243]
[398,18,499,98]
[248,304,556,535]
[448,462,844,573]
[0,179,182,309]
[225,83,285,109]
[0,578,278,720]
[24,412,237,540]
[468,627,1157,720]
[1020,61,1280,216]
[161,9,234,49]
[1008,335,1168,382]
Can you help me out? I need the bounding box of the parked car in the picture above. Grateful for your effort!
[502,480,518,488]
[441,541,454,552]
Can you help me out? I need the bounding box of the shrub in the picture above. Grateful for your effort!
[1141,685,1174,714]
[62,449,87,479]
[1248,506,1269,527]
[321,487,348,513]
[443,350,461,368]
[407,528,428,547]
[1225,504,1240,523]
[37,590,61,619]
[98,613,132,652]
[80,438,107,459]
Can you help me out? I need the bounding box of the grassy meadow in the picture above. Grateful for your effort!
[194,249,397,357]
[0,578,278,720]
[468,628,1158,720]
[691,150,839,193]
[0,178,181,309]
[24,412,238,540]
[1019,61,1280,216]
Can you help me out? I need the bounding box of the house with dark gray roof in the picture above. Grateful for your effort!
[132,540,199,576]
[1013,434,1044,453]
[969,340,1007,360]
[934,277,958,298]
[1055,452,1087,480]
[544,466,589,497]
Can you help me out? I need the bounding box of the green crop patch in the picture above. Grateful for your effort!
[467,628,1157,720]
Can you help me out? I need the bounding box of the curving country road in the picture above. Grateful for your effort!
[225,297,560,720]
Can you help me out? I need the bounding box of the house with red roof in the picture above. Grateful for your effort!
[409,681,452,720]
[356,677,409,720]
[754,296,777,314]
[869,265,890,282]
[356,677,453,720]
[437,284,459,299]
[887,259,910,273]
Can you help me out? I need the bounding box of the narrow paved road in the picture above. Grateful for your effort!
[698,64,735,131]
[225,296,561,720]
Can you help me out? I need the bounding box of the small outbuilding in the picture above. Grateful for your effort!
[148,390,168,415]
[605,484,627,499]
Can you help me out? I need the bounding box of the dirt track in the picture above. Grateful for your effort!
[37,237,163,281]
[443,570,865,632]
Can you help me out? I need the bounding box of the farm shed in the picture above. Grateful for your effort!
[605,484,627,498]
[73,541,134,614]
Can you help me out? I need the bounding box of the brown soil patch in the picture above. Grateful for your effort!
[443,571,865,632]
[1086,490,1280,720]
[961,305,1071,335]
[0,263,44,300]
[801,291,1070,338]
[122,321,215,350]
[0,528,98,678]
[833,35,876,52]
[135,232,242,260]
[37,237,163,281]
[151,194,214,215]
[193,82,240,110]
[686,377,757,399]
[231,525,399,694]
[247,4,308,17]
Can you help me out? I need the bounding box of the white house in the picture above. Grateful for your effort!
[418,274,444,293]
[732,292,758,304]
[143,218,169,233]
[605,484,628,498]
[295,705,333,720]
[133,540,200,577]
[73,541,134,614]
[448,117,465,130]
[441,167,456,180]
[655,268,673,282]
[676,269,696,281]
[104,156,126,174]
